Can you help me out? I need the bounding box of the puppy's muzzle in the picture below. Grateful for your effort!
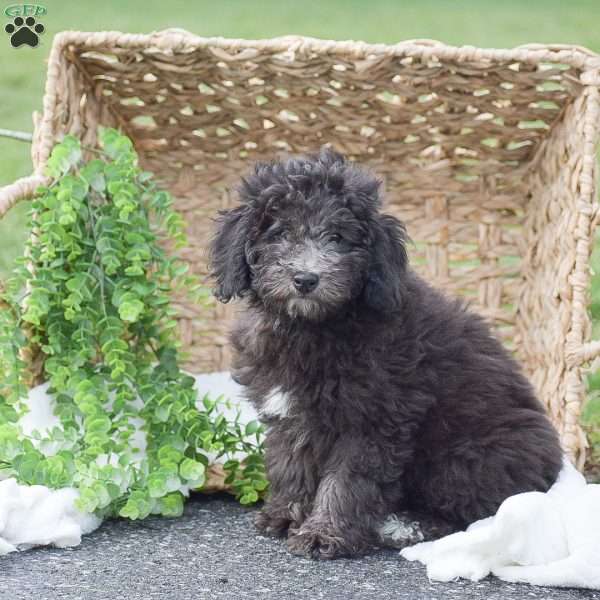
[293,271,320,294]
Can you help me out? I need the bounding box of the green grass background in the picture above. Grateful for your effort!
[1,0,600,461]
[1,0,600,273]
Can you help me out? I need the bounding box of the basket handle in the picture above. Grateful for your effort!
[0,174,46,218]
[573,340,600,366]
[0,173,47,287]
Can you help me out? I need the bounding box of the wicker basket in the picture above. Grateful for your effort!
[1,30,600,467]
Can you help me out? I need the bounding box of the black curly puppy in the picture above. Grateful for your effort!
[209,148,563,560]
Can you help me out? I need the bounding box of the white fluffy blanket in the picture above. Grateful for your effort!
[401,459,600,589]
[0,479,101,554]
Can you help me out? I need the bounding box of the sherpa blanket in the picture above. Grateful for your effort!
[401,458,600,589]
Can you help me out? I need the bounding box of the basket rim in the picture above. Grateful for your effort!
[53,29,600,70]
[10,29,598,216]
[1,28,597,467]
[24,28,598,202]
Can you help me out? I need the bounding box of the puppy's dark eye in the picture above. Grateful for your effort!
[328,233,342,244]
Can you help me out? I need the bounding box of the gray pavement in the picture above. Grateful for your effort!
[1,494,599,600]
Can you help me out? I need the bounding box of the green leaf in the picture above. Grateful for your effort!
[118,489,152,520]
[96,483,113,508]
[158,492,184,517]
[147,471,169,498]
[85,416,112,434]
[101,128,135,161]
[0,425,22,461]
[45,135,82,177]
[245,421,261,436]
[253,479,269,492]
[77,487,99,513]
[179,458,206,483]
[80,159,106,192]
[118,299,145,322]
[239,490,259,505]
[158,445,183,466]
[118,500,139,519]
[13,450,43,483]
[202,395,216,412]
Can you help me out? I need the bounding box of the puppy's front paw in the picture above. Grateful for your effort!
[255,498,311,538]
[287,524,359,560]
[254,507,291,538]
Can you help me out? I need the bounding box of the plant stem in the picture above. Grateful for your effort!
[0,128,33,143]
[86,198,108,318]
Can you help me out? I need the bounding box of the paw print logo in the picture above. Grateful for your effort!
[5,16,44,48]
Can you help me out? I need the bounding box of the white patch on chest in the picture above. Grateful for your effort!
[260,388,290,419]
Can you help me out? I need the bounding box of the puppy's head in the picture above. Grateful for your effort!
[210,148,407,320]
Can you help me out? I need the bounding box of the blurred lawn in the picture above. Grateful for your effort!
[1,0,599,274]
[1,0,600,467]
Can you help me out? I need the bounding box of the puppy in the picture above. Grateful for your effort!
[209,148,563,560]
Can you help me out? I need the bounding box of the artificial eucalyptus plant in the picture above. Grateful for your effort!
[0,128,267,517]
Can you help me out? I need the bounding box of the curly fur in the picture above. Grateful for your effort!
[209,148,563,560]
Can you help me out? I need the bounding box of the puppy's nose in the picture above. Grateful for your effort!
[293,271,320,294]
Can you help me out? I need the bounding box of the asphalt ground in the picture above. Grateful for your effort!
[2,494,598,600]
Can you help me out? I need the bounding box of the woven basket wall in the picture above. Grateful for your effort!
[1,30,600,467]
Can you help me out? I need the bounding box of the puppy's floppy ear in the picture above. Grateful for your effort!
[210,205,252,303]
[363,214,408,312]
